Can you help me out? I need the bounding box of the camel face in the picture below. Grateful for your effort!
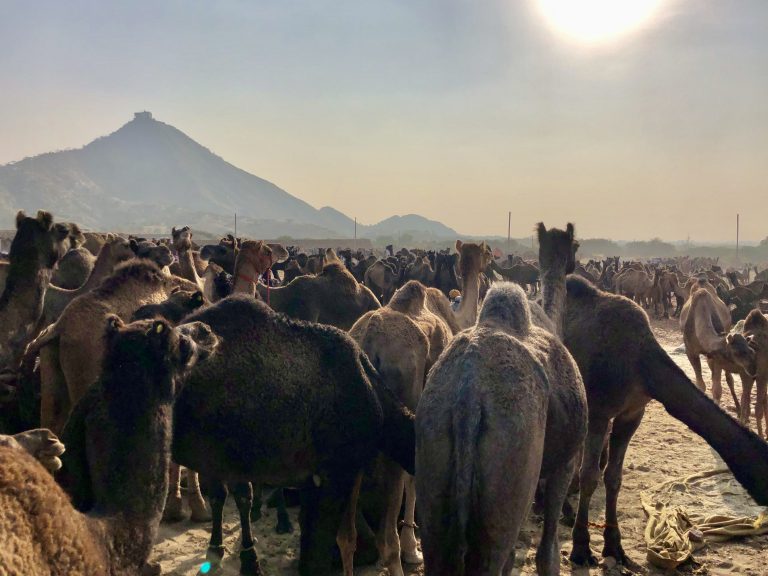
[171,226,193,252]
[537,222,576,274]
[455,240,489,279]
[727,333,757,377]
[12,210,65,270]
[131,240,174,267]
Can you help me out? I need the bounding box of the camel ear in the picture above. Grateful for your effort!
[130,238,139,253]
[192,291,204,305]
[106,314,123,334]
[455,240,463,252]
[37,211,54,230]
[566,223,575,239]
[15,210,26,229]
[150,320,167,336]
[171,227,177,236]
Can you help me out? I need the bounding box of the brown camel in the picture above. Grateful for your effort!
[417,281,587,576]
[680,278,746,406]
[727,310,768,437]
[614,267,652,306]
[424,240,490,334]
[364,259,399,304]
[170,226,205,289]
[40,236,137,327]
[258,261,381,330]
[0,211,72,373]
[51,247,95,289]
[29,260,198,434]
[0,427,65,473]
[563,275,768,568]
[0,316,213,576]
[349,280,451,575]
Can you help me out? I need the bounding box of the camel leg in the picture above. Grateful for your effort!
[537,454,579,576]
[740,375,754,426]
[570,418,611,567]
[270,488,294,534]
[687,352,706,392]
[400,475,422,565]
[205,479,229,568]
[725,372,741,415]
[709,361,723,405]
[337,473,363,576]
[375,462,406,576]
[163,462,184,522]
[602,408,644,564]
[188,470,211,522]
[39,345,70,435]
[232,482,263,576]
[755,377,767,439]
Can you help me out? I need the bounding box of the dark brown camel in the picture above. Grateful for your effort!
[563,276,768,567]
[172,295,415,576]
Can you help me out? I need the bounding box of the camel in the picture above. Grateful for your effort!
[130,239,173,269]
[29,260,198,434]
[257,262,381,330]
[727,310,768,437]
[423,240,490,334]
[0,427,65,473]
[0,211,73,374]
[172,295,415,576]
[614,267,652,306]
[499,260,540,294]
[51,247,95,289]
[40,236,137,327]
[200,236,289,278]
[680,278,747,406]
[0,316,213,576]
[170,226,205,289]
[82,232,111,256]
[131,289,206,324]
[416,281,587,576]
[349,280,451,576]
[364,260,399,304]
[563,275,768,567]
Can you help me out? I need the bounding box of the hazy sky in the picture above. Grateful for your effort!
[1,0,766,242]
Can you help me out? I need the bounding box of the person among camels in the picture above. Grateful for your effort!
[0,316,215,576]
[349,280,452,576]
[417,279,587,576]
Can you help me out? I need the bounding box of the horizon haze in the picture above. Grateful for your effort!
[1,0,766,243]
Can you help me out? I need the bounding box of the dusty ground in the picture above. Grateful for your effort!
[150,316,768,575]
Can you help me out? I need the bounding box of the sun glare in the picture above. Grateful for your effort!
[535,0,664,44]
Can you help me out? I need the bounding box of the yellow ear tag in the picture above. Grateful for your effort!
[155,323,164,334]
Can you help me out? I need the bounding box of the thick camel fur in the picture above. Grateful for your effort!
[172,295,415,576]
[417,282,587,575]
[0,316,210,576]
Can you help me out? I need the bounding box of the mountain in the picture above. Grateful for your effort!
[0,112,459,240]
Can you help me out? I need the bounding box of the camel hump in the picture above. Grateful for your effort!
[389,280,427,313]
[477,282,531,337]
[744,308,768,333]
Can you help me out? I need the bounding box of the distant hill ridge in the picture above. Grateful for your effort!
[0,111,459,240]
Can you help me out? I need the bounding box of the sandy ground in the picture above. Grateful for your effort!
[150,316,768,575]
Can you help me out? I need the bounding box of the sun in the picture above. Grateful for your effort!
[534,0,664,44]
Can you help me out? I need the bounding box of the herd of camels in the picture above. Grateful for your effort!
[1,209,768,576]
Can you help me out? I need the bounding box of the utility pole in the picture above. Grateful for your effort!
[736,213,740,259]
[234,212,237,240]
[354,217,357,251]
[507,211,511,254]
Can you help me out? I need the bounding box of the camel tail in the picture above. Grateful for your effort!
[640,344,768,506]
[450,372,482,571]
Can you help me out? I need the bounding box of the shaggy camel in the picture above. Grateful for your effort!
[563,275,768,567]
[257,262,381,330]
[51,247,95,289]
[727,310,768,437]
[417,282,587,575]
[30,260,198,434]
[0,316,212,576]
[0,211,72,373]
[131,289,205,324]
[172,295,415,576]
[680,278,746,406]
[349,280,451,576]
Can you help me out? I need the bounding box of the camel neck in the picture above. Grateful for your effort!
[455,268,480,330]
[178,247,202,288]
[79,245,119,294]
[540,267,566,339]
[233,261,259,297]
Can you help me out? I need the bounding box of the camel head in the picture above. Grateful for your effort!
[11,210,70,269]
[536,222,577,275]
[455,240,491,279]
[130,239,174,268]
[52,222,85,257]
[236,240,284,277]
[171,226,193,252]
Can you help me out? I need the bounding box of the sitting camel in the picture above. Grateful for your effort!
[417,282,587,575]
[0,316,213,576]
[172,295,415,576]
